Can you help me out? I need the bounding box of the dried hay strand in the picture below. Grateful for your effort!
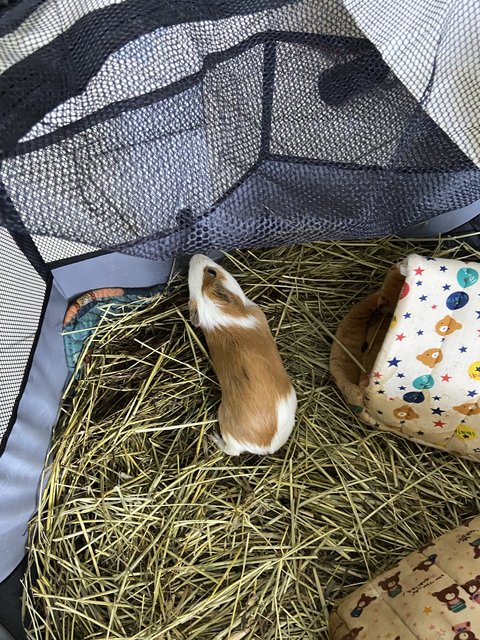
[24,237,480,640]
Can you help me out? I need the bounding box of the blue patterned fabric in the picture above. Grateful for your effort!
[63,284,164,374]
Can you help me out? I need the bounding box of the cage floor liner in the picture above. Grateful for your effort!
[24,238,480,640]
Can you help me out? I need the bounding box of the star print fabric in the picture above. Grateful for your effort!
[329,515,480,640]
[364,254,480,461]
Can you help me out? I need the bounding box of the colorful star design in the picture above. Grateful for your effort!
[431,407,445,415]
[431,304,438,309]
[423,606,432,614]
[441,373,452,382]
[373,371,382,378]
[404,312,412,319]
[399,385,406,391]
[395,333,406,341]
[459,346,468,353]
[388,357,401,367]
[374,381,380,385]
[417,329,424,336]
[443,284,451,291]
[419,294,428,301]
[417,430,425,436]
[397,372,405,378]
[476,311,480,319]
[414,266,425,275]
[433,395,441,401]
[439,265,448,272]
[468,390,478,397]
[416,280,423,286]
[378,390,385,395]
[433,420,446,427]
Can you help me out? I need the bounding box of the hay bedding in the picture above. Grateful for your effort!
[24,238,480,640]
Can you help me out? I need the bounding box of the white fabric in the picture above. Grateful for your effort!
[345,0,480,167]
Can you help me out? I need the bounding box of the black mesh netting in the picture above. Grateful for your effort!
[0,0,479,265]
[0,228,46,448]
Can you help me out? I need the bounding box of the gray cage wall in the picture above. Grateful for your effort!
[1,0,480,637]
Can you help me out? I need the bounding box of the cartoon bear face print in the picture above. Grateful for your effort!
[414,554,437,571]
[341,628,363,640]
[435,315,462,336]
[452,621,479,640]
[378,571,402,597]
[350,593,376,617]
[461,576,480,603]
[453,402,480,416]
[393,406,419,420]
[454,632,477,640]
[416,348,443,368]
[432,584,467,612]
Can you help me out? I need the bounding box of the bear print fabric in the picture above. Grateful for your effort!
[329,515,480,639]
[364,254,480,461]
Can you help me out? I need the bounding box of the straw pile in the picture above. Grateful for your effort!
[25,237,480,640]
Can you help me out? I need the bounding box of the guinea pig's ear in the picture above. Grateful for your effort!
[189,300,200,327]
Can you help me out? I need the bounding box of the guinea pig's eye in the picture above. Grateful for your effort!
[207,268,217,277]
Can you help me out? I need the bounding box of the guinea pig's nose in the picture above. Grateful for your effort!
[189,254,207,267]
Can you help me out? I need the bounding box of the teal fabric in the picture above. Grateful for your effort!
[63,284,164,374]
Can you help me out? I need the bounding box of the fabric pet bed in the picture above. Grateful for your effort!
[329,515,480,640]
[330,254,480,461]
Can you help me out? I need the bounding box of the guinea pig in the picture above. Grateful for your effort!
[188,254,296,456]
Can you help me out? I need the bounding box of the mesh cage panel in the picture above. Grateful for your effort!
[204,45,264,201]
[31,235,99,264]
[0,0,479,263]
[0,228,46,449]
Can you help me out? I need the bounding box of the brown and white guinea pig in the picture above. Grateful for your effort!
[188,254,296,456]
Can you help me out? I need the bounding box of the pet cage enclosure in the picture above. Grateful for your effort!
[1,0,480,637]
